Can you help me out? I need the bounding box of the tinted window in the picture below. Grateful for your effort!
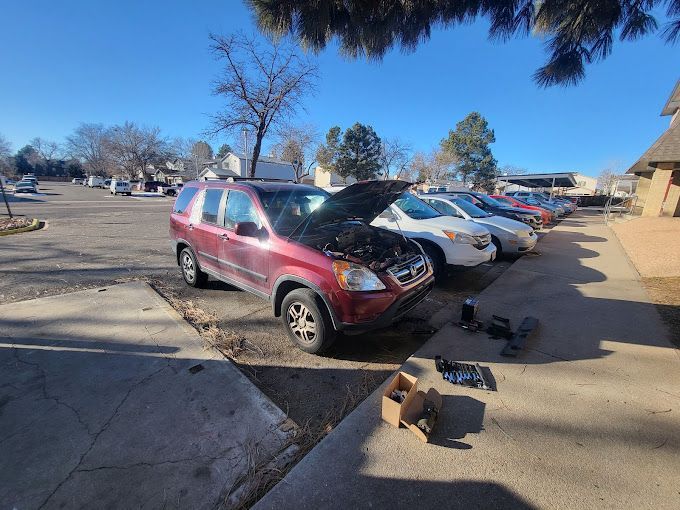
[201,189,224,224]
[258,189,328,235]
[224,190,261,229]
[424,199,461,218]
[173,186,198,214]
[393,192,440,220]
[451,198,491,218]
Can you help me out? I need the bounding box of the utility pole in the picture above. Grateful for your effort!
[242,128,249,177]
[0,177,12,218]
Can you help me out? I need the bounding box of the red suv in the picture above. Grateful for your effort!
[169,180,435,353]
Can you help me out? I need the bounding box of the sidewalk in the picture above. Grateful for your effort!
[0,282,295,509]
[255,210,680,510]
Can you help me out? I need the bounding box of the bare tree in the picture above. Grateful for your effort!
[209,33,318,177]
[597,168,619,195]
[380,137,412,180]
[106,122,168,179]
[408,149,457,183]
[499,164,529,175]
[271,124,319,182]
[0,133,11,159]
[66,123,112,176]
[30,137,60,161]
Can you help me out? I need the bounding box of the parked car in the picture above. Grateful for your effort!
[508,191,575,214]
[170,180,435,354]
[512,195,565,217]
[420,195,537,255]
[144,180,165,192]
[110,179,132,196]
[71,177,85,185]
[14,180,38,194]
[370,191,496,276]
[88,176,105,188]
[160,183,183,196]
[440,191,543,230]
[22,174,38,185]
[490,195,554,224]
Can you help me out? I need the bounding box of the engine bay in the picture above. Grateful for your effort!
[298,221,420,272]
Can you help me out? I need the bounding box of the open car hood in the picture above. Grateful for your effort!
[290,180,412,238]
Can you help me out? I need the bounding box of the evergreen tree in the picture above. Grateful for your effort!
[441,112,498,192]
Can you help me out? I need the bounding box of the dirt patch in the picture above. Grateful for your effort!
[0,217,33,232]
[612,217,680,277]
[641,277,680,347]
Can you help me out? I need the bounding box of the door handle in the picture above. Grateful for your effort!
[218,233,229,240]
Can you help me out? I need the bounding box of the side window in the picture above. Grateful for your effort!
[224,190,262,230]
[173,186,198,214]
[440,201,462,217]
[201,189,224,224]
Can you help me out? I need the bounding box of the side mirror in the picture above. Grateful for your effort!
[234,222,259,237]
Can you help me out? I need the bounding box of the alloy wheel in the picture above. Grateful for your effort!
[182,253,195,283]
[287,302,317,344]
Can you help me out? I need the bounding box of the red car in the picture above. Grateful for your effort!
[490,195,554,224]
[170,179,434,354]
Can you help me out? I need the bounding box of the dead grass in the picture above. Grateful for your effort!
[0,217,33,231]
[148,279,253,359]
[223,370,379,509]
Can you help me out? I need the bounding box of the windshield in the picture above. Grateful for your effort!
[393,192,441,220]
[451,198,491,218]
[474,194,505,208]
[258,189,329,235]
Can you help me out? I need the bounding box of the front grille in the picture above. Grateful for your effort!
[396,282,434,317]
[473,233,491,250]
[387,255,427,286]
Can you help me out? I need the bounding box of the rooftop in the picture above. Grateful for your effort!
[497,172,578,188]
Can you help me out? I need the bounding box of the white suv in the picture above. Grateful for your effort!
[371,192,496,276]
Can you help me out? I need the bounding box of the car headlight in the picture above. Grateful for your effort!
[443,231,476,244]
[332,261,386,291]
[515,229,530,238]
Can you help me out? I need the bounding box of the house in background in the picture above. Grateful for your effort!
[627,80,680,217]
[314,166,356,187]
[563,174,598,196]
[198,152,295,181]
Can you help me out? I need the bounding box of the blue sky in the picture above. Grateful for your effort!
[1,0,678,177]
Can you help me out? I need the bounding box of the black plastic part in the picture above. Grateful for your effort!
[501,316,539,357]
[487,315,513,339]
[416,399,439,435]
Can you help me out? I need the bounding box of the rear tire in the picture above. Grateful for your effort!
[422,243,445,279]
[180,248,208,288]
[281,289,336,354]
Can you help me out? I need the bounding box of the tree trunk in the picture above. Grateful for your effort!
[250,124,266,178]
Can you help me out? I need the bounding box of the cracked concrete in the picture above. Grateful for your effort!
[0,282,295,509]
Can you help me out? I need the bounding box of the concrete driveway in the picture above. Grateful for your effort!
[0,282,295,509]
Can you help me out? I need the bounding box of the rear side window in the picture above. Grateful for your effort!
[224,190,261,229]
[202,189,224,224]
[173,187,198,214]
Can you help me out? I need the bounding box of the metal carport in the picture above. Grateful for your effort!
[497,172,577,197]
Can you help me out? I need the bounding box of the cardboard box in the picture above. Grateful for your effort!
[381,371,443,443]
[381,371,418,427]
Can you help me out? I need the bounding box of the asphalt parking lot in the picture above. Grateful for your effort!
[1,181,516,431]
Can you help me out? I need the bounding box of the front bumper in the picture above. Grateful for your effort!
[335,275,435,334]
[445,243,496,267]
[505,233,538,253]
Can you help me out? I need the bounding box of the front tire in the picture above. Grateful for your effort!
[422,243,445,279]
[281,289,336,354]
[491,235,503,256]
[180,248,207,288]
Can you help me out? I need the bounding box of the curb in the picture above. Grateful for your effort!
[0,218,41,237]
